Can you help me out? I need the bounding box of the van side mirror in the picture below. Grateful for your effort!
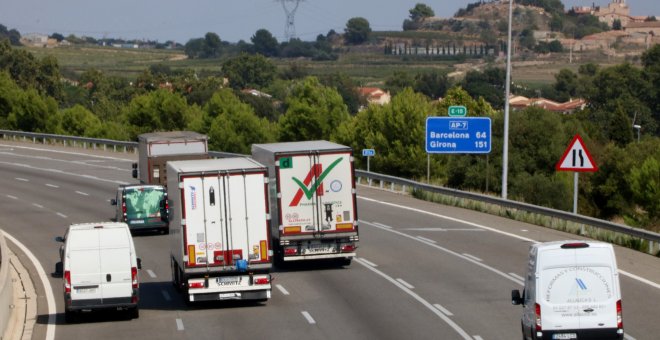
[55,236,65,243]
[511,289,523,305]
[53,261,63,277]
[137,258,142,270]
[110,198,117,206]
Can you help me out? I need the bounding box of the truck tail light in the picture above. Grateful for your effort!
[131,267,138,288]
[64,270,71,293]
[254,278,269,285]
[341,244,355,252]
[189,282,204,289]
[284,247,297,256]
[617,300,623,330]
[535,303,542,331]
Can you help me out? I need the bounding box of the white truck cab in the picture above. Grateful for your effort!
[55,222,141,322]
[511,241,624,340]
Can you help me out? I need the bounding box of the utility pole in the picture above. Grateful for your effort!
[278,0,304,41]
[502,0,514,199]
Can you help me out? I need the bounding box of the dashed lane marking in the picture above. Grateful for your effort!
[301,311,316,324]
[276,284,290,296]
[396,278,415,290]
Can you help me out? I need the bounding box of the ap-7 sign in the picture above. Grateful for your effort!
[426,117,491,154]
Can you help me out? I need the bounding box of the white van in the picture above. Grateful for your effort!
[55,222,141,322]
[511,241,623,340]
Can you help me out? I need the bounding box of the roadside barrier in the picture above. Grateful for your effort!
[0,230,14,337]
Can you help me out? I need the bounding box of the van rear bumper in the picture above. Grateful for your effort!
[540,328,623,340]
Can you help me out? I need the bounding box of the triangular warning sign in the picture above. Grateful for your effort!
[556,134,598,172]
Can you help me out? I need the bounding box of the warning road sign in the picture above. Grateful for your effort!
[556,134,598,172]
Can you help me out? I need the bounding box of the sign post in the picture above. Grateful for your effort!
[362,148,375,172]
[556,134,598,214]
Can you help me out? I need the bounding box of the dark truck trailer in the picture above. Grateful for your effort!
[251,141,359,265]
[134,131,208,186]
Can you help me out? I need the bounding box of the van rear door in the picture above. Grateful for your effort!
[538,247,582,332]
[68,229,103,303]
[574,246,618,332]
[99,227,133,301]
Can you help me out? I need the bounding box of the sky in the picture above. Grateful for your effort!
[0,1,658,44]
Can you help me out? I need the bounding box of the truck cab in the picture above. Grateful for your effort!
[111,184,169,234]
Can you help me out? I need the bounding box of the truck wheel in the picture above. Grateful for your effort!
[171,260,181,292]
[337,258,352,267]
[64,310,77,323]
[128,307,139,319]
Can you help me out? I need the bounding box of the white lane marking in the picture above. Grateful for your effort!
[373,222,392,229]
[276,284,290,296]
[509,273,525,282]
[161,290,171,301]
[355,257,472,339]
[15,177,29,182]
[462,253,482,262]
[406,228,484,232]
[147,269,157,278]
[2,231,56,340]
[396,278,415,289]
[362,221,524,286]
[56,212,67,218]
[521,229,528,232]
[0,161,129,185]
[176,318,184,331]
[358,258,378,267]
[75,191,89,196]
[301,311,316,324]
[433,303,454,316]
[364,196,660,291]
[417,236,437,244]
[45,183,59,188]
[6,195,17,200]
[0,143,133,162]
[473,336,484,340]
[32,203,44,209]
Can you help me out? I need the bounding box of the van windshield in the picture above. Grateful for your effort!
[124,187,165,220]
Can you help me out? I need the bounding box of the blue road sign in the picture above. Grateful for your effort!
[426,117,491,154]
[362,149,376,157]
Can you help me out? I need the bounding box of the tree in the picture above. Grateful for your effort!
[50,33,65,42]
[123,89,192,138]
[344,17,371,45]
[222,53,277,90]
[554,69,579,102]
[251,29,279,57]
[409,3,435,22]
[47,104,103,137]
[204,89,275,154]
[414,70,450,100]
[612,19,622,30]
[629,155,660,219]
[384,71,415,96]
[7,88,58,132]
[278,77,350,142]
[183,32,223,59]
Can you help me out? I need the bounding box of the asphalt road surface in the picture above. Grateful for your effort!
[0,140,659,340]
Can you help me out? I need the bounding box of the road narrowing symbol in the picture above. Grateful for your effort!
[556,134,598,172]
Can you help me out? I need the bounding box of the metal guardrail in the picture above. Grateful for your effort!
[2,129,659,253]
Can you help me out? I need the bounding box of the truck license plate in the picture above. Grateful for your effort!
[305,245,334,254]
[553,334,577,339]
[216,277,241,286]
[219,292,240,299]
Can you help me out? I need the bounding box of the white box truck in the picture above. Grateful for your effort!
[167,158,272,303]
[511,241,624,340]
[54,222,141,322]
[251,141,359,265]
[134,131,209,185]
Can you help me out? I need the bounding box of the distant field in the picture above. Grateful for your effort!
[23,44,631,86]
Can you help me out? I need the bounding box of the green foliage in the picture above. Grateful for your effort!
[7,88,57,132]
[409,3,435,22]
[204,89,275,154]
[0,71,21,128]
[251,29,279,57]
[318,73,364,115]
[344,17,372,45]
[0,24,21,46]
[629,156,660,219]
[123,89,191,138]
[222,53,277,90]
[461,67,506,109]
[184,32,223,59]
[0,40,62,99]
[278,77,350,142]
[47,104,103,137]
[510,172,572,211]
[509,107,568,174]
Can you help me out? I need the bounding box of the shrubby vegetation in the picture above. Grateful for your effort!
[0,39,658,230]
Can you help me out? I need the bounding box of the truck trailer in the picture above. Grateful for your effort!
[251,141,359,265]
[167,158,272,303]
[134,131,208,186]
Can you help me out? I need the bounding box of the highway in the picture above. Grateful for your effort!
[1,140,659,340]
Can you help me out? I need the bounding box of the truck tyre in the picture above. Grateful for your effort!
[337,258,352,267]
[64,310,77,323]
[128,307,139,319]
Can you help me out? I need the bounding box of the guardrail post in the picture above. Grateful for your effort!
[580,224,585,236]
[649,241,654,255]
[23,136,26,142]
[390,182,394,191]
[113,145,116,152]
[402,184,407,193]
[84,142,87,149]
[379,181,384,189]
[42,137,46,144]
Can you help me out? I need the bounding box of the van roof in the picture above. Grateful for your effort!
[532,240,613,251]
[68,222,130,230]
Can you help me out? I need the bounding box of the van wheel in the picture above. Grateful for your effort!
[128,307,139,319]
[64,310,77,323]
